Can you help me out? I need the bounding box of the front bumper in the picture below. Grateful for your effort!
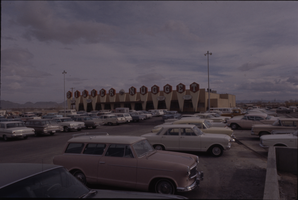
[177,171,204,192]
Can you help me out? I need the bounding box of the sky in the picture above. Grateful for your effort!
[1,1,298,104]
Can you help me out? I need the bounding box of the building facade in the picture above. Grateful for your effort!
[66,82,236,113]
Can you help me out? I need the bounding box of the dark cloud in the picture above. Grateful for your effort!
[11,2,118,44]
[238,62,268,71]
[287,76,298,86]
[1,36,17,41]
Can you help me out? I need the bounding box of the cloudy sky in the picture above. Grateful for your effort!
[1,1,297,104]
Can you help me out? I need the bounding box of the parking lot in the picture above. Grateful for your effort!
[1,115,287,199]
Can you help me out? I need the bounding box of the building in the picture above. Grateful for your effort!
[66,82,236,113]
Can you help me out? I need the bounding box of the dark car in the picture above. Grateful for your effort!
[25,119,63,136]
[0,163,186,199]
[130,112,146,122]
[72,116,101,129]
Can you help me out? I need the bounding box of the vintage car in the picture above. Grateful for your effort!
[259,130,298,148]
[220,109,246,118]
[251,118,298,137]
[134,111,152,119]
[52,117,85,132]
[0,163,185,199]
[226,113,277,130]
[72,116,101,129]
[162,111,182,121]
[25,119,63,136]
[130,112,146,122]
[98,114,125,125]
[53,134,203,195]
[143,124,232,157]
[114,113,133,123]
[0,121,35,141]
[194,113,229,123]
[152,118,233,137]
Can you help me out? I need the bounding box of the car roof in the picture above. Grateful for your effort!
[26,119,52,121]
[157,124,196,128]
[68,135,146,144]
[245,113,268,117]
[0,163,61,189]
[0,121,24,124]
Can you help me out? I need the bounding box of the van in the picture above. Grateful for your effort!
[58,109,77,117]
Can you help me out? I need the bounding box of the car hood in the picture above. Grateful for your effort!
[90,189,186,199]
[145,150,195,167]
[204,127,233,134]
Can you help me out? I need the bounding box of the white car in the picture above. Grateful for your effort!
[259,130,298,148]
[143,124,232,157]
[0,121,35,141]
[114,113,133,123]
[194,113,229,123]
[52,117,85,132]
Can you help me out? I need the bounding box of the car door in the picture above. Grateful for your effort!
[98,144,137,189]
[179,128,201,151]
[242,116,255,129]
[160,128,180,150]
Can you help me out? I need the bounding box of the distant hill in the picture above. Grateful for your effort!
[0,100,65,109]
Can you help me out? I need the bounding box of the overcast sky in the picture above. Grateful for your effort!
[1,1,297,104]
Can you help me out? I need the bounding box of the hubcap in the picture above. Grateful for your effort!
[212,147,221,155]
[157,181,173,194]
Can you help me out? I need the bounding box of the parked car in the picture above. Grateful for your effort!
[162,111,182,121]
[0,121,35,141]
[0,163,185,199]
[53,134,203,195]
[194,113,229,123]
[143,124,232,157]
[25,119,63,136]
[259,130,298,148]
[72,116,101,129]
[153,118,234,138]
[226,113,277,130]
[130,112,146,122]
[98,114,125,125]
[220,109,246,118]
[58,109,78,117]
[52,117,85,132]
[21,114,41,122]
[251,118,298,137]
[114,113,133,123]
[42,113,63,119]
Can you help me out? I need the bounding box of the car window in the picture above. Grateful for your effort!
[105,144,126,157]
[6,123,26,128]
[281,121,295,127]
[0,124,5,128]
[65,143,84,154]
[181,128,197,136]
[83,143,106,155]
[164,128,179,136]
[242,116,247,120]
[272,120,281,126]
[247,116,255,120]
[254,117,264,121]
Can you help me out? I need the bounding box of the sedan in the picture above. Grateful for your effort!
[0,121,35,141]
[259,130,298,148]
[143,124,233,157]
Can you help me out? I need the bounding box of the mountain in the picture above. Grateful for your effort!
[0,100,66,109]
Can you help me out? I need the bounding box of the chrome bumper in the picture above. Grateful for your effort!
[177,171,204,192]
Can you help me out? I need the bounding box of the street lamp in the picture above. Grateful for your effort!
[204,51,212,112]
[62,70,67,117]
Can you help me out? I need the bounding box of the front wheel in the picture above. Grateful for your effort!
[155,179,175,195]
[64,126,69,132]
[209,145,223,157]
[154,145,164,150]
[92,126,96,129]
[73,171,87,185]
[230,123,238,130]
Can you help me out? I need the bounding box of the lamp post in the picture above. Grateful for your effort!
[62,70,67,116]
[204,51,212,112]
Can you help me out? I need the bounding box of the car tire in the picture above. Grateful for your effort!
[73,171,87,185]
[230,123,239,130]
[50,132,55,136]
[92,126,96,129]
[209,145,223,157]
[107,122,112,126]
[77,128,82,131]
[3,135,8,141]
[64,126,69,132]
[154,145,164,150]
[23,135,28,140]
[155,179,175,195]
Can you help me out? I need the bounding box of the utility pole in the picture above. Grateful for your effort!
[70,87,74,109]
[62,70,67,116]
[204,51,212,112]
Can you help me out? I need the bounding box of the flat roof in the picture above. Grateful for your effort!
[68,135,146,144]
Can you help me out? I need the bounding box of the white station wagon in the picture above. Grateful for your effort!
[259,130,298,148]
[143,124,232,157]
[0,121,35,141]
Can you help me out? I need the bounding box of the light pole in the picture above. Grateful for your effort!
[204,51,212,112]
[62,70,67,116]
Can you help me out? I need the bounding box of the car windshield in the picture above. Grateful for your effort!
[6,123,26,128]
[132,140,154,157]
[0,167,89,198]
[203,120,211,128]
[272,119,281,126]
[193,126,204,135]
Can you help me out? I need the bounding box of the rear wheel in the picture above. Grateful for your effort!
[209,145,223,157]
[23,135,28,140]
[155,179,175,195]
[92,126,96,129]
[50,132,55,136]
[107,122,113,126]
[230,123,239,130]
[64,126,69,132]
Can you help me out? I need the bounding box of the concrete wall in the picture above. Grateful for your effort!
[276,147,297,175]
